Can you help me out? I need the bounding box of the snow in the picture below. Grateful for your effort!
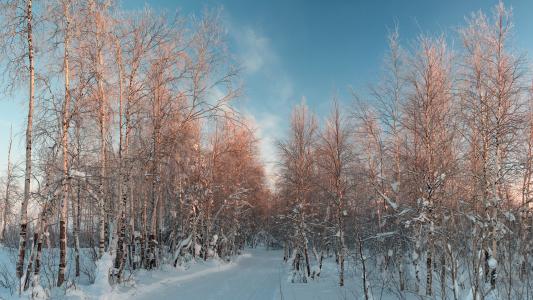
[107,249,278,300]
[370,231,396,241]
[488,257,497,269]
[30,284,47,299]
[503,211,515,222]
[194,243,202,257]
[391,181,399,193]
[69,252,113,299]
[0,247,97,299]
[69,170,87,178]
[94,248,434,300]
[0,246,524,300]
[397,208,411,216]
[376,189,398,210]
[206,249,214,257]
[45,248,397,300]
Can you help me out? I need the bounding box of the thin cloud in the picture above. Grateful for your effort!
[243,110,281,188]
[238,28,273,74]
[228,23,294,186]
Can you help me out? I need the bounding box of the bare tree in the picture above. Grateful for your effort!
[403,35,455,297]
[57,0,72,287]
[0,0,38,291]
[278,103,317,283]
[1,126,14,241]
[316,100,352,286]
[460,3,526,294]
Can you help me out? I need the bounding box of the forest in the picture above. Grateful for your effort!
[0,0,531,299]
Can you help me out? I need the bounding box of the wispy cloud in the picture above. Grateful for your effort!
[243,110,281,188]
[228,23,294,186]
[238,28,273,74]
[230,24,294,102]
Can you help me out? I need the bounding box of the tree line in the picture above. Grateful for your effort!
[0,0,269,296]
[270,3,532,299]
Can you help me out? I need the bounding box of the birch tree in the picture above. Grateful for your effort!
[56,0,72,287]
[1,127,14,241]
[0,0,38,290]
[317,101,352,286]
[278,103,317,283]
[460,3,526,293]
[404,36,455,296]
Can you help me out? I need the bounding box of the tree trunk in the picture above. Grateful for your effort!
[398,253,405,291]
[304,242,311,278]
[17,0,35,291]
[337,203,345,287]
[440,253,446,299]
[22,232,38,291]
[426,227,433,296]
[1,127,13,240]
[414,233,421,293]
[73,178,80,278]
[148,81,161,268]
[94,3,108,258]
[359,236,370,300]
[141,184,148,267]
[57,2,71,286]
[32,208,48,300]
[28,203,47,292]
[114,44,128,280]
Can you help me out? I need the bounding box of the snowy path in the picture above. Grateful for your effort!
[121,249,285,300]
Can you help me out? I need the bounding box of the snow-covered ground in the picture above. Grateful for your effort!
[1,246,518,299]
[110,250,281,300]
[64,248,372,300]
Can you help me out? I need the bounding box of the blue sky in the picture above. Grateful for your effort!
[1,0,533,177]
